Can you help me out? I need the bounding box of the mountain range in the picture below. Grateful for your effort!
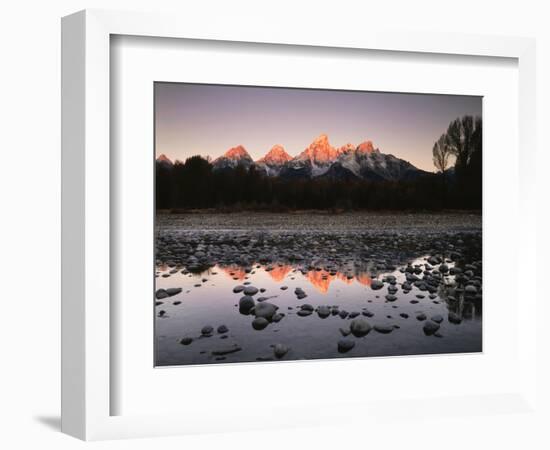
[157,134,429,182]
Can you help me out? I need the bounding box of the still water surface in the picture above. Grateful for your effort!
[155,255,482,366]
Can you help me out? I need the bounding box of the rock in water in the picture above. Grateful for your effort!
[448,312,463,324]
[423,320,440,336]
[155,289,169,299]
[371,280,384,290]
[416,313,427,321]
[180,337,193,345]
[431,314,443,323]
[272,313,284,322]
[254,302,278,320]
[243,286,259,296]
[166,287,182,296]
[201,325,214,336]
[239,295,255,314]
[374,324,394,334]
[211,346,242,356]
[350,318,372,337]
[317,305,331,318]
[338,339,355,353]
[217,325,229,334]
[252,317,269,330]
[385,294,397,302]
[233,285,245,293]
[273,344,289,358]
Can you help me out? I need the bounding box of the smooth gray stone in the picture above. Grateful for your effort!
[423,320,440,335]
[155,289,169,299]
[272,313,284,322]
[317,305,331,318]
[374,324,394,334]
[338,339,355,353]
[350,318,372,337]
[431,314,444,323]
[273,343,289,358]
[254,302,278,320]
[339,310,349,319]
[252,317,269,330]
[243,286,259,296]
[211,346,242,356]
[239,296,255,314]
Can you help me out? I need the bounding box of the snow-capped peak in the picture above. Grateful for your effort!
[223,145,252,160]
[357,140,378,154]
[297,133,339,164]
[257,144,292,165]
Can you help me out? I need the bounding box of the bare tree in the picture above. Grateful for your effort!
[432,134,451,173]
[444,115,481,170]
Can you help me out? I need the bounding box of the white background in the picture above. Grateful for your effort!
[0,0,548,449]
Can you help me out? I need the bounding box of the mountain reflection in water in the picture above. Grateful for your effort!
[155,254,482,367]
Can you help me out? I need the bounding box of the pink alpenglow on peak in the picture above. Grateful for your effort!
[357,140,378,154]
[297,133,339,164]
[257,145,292,165]
[156,153,174,165]
[338,143,356,155]
[223,145,252,160]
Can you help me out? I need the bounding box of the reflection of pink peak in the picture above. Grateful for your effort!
[220,266,247,281]
[257,145,292,165]
[357,140,377,154]
[297,134,339,164]
[223,145,251,160]
[156,153,173,164]
[306,270,335,293]
[336,273,354,285]
[267,265,292,282]
[355,273,372,287]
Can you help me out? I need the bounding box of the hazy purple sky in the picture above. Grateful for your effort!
[155,83,481,172]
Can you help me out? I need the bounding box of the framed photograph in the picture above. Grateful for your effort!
[62,9,537,440]
[153,82,483,367]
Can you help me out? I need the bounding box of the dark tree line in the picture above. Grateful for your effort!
[432,115,482,209]
[156,116,482,212]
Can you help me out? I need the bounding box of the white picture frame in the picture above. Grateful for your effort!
[61,9,537,441]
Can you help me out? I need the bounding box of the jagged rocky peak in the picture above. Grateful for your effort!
[223,145,252,160]
[212,144,253,170]
[156,153,173,164]
[356,140,378,154]
[298,133,339,163]
[338,143,356,154]
[257,144,292,165]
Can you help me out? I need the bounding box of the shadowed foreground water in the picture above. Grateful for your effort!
[155,212,482,366]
